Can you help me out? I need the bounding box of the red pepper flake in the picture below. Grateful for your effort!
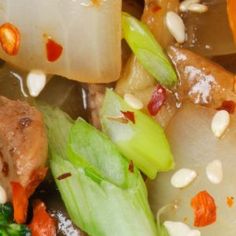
[147,85,166,116]
[121,111,135,124]
[227,196,234,208]
[0,22,20,56]
[128,160,134,173]
[57,172,72,181]
[217,100,235,114]
[191,190,217,227]
[46,38,63,62]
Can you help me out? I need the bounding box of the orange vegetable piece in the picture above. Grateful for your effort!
[191,191,217,227]
[11,182,28,224]
[46,38,63,62]
[227,0,236,43]
[29,200,57,236]
[227,196,234,208]
[0,22,20,55]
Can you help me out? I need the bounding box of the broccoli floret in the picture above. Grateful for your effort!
[0,204,31,236]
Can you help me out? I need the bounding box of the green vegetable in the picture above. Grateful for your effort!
[40,104,158,236]
[0,204,31,236]
[122,12,177,88]
[100,89,174,179]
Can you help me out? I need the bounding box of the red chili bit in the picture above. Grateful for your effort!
[147,1,162,13]
[46,38,63,62]
[147,85,166,116]
[128,160,134,173]
[57,172,72,181]
[121,111,135,124]
[0,22,20,56]
[217,100,235,114]
[227,196,234,208]
[191,190,217,227]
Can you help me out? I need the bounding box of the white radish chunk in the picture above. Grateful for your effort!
[0,0,121,83]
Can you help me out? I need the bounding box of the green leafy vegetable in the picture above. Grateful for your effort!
[0,203,31,236]
[122,12,177,88]
[40,104,158,236]
[100,89,174,179]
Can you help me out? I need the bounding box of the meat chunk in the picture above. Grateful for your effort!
[0,96,48,199]
[168,46,236,108]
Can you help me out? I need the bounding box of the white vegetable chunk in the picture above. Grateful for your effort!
[0,0,121,83]
[148,103,236,236]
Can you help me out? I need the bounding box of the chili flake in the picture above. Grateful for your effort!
[147,85,166,116]
[0,23,20,56]
[217,100,235,114]
[128,160,134,173]
[191,190,217,227]
[121,111,135,124]
[46,38,63,62]
[57,172,72,181]
[227,196,234,208]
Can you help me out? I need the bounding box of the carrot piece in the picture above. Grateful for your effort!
[0,22,20,55]
[227,0,236,43]
[29,201,57,236]
[11,182,28,224]
[191,190,217,227]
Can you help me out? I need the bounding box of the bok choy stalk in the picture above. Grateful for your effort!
[122,12,177,88]
[40,105,158,236]
[100,89,174,179]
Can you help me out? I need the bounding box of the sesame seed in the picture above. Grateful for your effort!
[166,12,186,44]
[206,160,223,184]
[211,110,230,138]
[26,70,46,97]
[124,93,143,110]
[0,185,7,204]
[171,168,197,188]
[188,3,208,13]
[179,0,200,12]
[164,221,201,236]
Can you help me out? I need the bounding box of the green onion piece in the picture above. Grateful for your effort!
[40,104,158,236]
[122,12,177,88]
[100,89,174,179]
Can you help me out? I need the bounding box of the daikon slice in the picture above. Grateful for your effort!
[147,103,236,236]
[0,0,121,83]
